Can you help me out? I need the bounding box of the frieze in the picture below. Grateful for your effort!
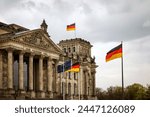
[22,32,52,49]
[13,31,58,53]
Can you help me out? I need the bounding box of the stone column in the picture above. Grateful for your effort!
[60,71,62,95]
[66,72,68,95]
[71,72,74,99]
[7,49,13,89]
[85,71,89,96]
[0,51,3,89]
[39,56,43,91]
[93,71,96,96]
[77,72,80,99]
[29,54,34,91]
[88,71,92,96]
[47,57,53,98]
[79,66,83,99]
[18,51,24,90]
[54,60,59,93]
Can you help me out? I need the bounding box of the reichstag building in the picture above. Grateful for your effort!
[0,20,97,100]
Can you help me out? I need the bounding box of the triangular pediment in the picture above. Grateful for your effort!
[12,29,62,54]
[0,22,12,35]
[0,22,28,34]
[0,29,10,35]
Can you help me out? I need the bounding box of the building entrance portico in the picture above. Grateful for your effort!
[0,20,63,99]
[0,46,60,99]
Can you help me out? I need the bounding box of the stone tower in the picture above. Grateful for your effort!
[58,38,97,100]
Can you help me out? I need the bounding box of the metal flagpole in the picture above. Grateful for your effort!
[74,29,76,38]
[121,41,124,99]
[78,71,80,100]
[74,23,76,38]
[62,57,65,100]
[77,55,80,100]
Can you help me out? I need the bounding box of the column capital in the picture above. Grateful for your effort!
[30,53,35,57]
[19,51,25,55]
[39,55,45,59]
[91,70,96,74]
[54,59,59,65]
[7,48,14,52]
[48,56,52,61]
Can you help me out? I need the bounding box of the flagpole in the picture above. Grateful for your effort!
[78,72,80,100]
[63,57,65,100]
[78,57,80,100]
[121,41,124,99]
[74,26,76,38]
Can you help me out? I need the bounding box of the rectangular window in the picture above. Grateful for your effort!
[62,82,63,94]
[68,72,71,79]
[73,47,75,52]
[68,83,71,96]
[64,48,66,53]
[68,47,71,53]
[74,72,76,80]
[74,83,76,95]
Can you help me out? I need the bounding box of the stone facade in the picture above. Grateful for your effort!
[58,39,97,100]
[0,20,97,100]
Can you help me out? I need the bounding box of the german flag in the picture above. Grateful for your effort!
[66,23,75,31]
[67,62,80,72]
[106,44,122,62]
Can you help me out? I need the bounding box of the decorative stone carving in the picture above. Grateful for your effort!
[22,32,51,48]
[14,31,58,53]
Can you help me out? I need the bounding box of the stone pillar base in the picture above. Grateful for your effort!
[7,88,15,95]
[65,94,74,100]
[47,91,53,99]
[27,90,35,99]
[80,95,84,100]
[36,91,45,99]
[16,90,26,99]
[30,91,35,98]
[1,89,15,99]
[70,95,73,100]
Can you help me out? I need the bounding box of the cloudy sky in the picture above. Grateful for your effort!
[0,0,150,89]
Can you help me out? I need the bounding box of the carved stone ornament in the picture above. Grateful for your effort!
[15,31,57,52]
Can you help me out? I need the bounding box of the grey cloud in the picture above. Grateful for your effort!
[1,0,150,43]
[78,1,93,14]
[21,0,36,10]
[143,20,150,27]
[81,0,150,42]
[0,0,21,14]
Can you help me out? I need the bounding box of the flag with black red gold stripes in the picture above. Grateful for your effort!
[106,44,122,62]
